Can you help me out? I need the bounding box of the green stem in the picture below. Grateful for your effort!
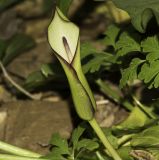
[0,154,48,160]
[0,141,41,158]
[117,134,134,146]
[132,96,156,119]
[95,151,105,160]
[96,79,133,111]
[89,118,122,160]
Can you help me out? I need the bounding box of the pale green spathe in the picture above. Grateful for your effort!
[48,7,96,120]
[48,7,79,63]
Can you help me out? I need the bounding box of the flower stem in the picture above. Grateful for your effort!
[89,118,122,160]
[0,141,41,158]
[0,154,48,160]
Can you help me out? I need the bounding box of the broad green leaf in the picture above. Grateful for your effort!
[50,133,69,155]
[112,0,159,33]
[103,25,120,48]
[113,106,151,135]
[71,125,85,149]
[2,34,35,66]
[120,58,144,88]
[57,0,72,16]
[77,139,99,151]
[131,126,159,148]
[116,32,141,57]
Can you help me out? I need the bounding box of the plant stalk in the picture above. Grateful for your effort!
[96,79,133,111]
[0,154,48,160]
[0,141,41,158]
[89,118,122,160]
[0,61,41,100]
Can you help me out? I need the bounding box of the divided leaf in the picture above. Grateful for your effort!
[119,35,159,89]
[50,133,70,155]
[141,36,159,61]
[120,58,144,88]
[138,61,159,88]
[116,32,141,57]
[82,52,116,74]
[103,25,120,48]
[81,42,116,74]
[80,42,97,59]
[71,125,85,149]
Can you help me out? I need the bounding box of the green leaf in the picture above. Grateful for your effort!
[138,60,159,88]
[141,36,159,61]
[57,0,72,16]
[112,0,159,33]
[23,71,49,91]
[50,133,70,155]
[71,125,85,149]
[118,147,134,160]
[113,106,151,135]
[23,62,66,91]
[120,58,144,88]
[77,139,99,151]
[82,52,116,74]
[44,147,66,160]
[2,34,35,66]
[41,62,64,78]
[103,25,120,48]
[81,42,116,74]
[80,42,97,59]
[116,32,141,57]
[131,126,159,148]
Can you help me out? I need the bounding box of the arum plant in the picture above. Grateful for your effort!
[48,7,122,160]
